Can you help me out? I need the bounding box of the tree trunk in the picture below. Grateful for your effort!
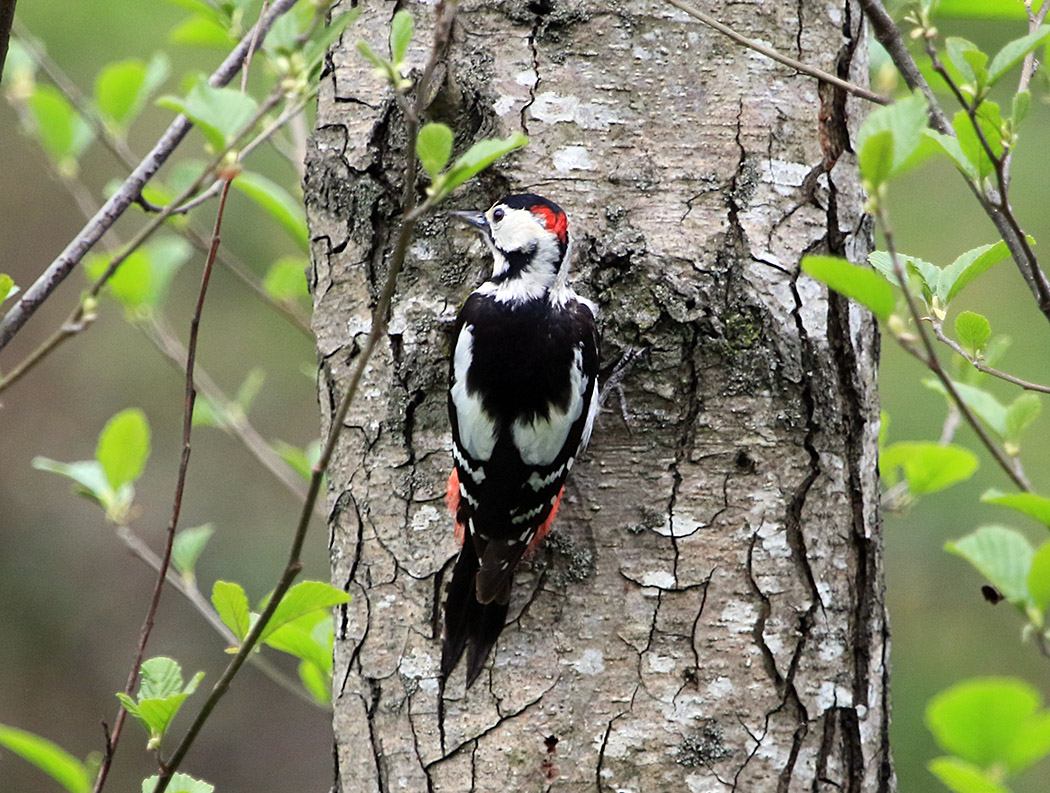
[306,1,893,791]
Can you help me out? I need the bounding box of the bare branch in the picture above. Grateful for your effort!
[878,209,1031,492]
[931,322,1050,395]
[0,0,302,351]
[665,0,892,105]
[93,179,234,793]
[858,0,951,133]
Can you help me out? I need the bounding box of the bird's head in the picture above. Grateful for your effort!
[452,193,571,301]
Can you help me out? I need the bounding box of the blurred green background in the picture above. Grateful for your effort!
[2,2,1050,792]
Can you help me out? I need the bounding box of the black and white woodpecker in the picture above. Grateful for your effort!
[442,193,600,687]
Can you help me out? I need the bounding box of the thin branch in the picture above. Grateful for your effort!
[858,0,951,133]
[114,525,322,708]
[664,0,892,105]
[0,90,283,395]
[931,322,1050,395]
[4,28,312,341]
[0,0,16,80]
[140,314,323,512]
[147,5,459,789]
[878,208,1031,492]
[93,180,234,793]
[13,20,139,169]
[0,0,301,351]
[858,0,1050,324]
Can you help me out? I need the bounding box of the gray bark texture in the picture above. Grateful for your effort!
[305,1,892,791]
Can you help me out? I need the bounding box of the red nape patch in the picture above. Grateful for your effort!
[531,205,568,244]
[528,486,564,552]
[446,469,466,546]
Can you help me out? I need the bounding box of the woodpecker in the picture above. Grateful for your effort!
[442,193,600,687]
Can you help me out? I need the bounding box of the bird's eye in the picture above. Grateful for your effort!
[492,208,505,223]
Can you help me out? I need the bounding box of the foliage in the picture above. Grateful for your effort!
[1,1,529,791]
[801,4,1050,791]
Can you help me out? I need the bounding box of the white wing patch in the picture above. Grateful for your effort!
[450,325,497,461]
[512,345,586,466]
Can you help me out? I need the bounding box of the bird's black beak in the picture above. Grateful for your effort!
[450,210,490,235]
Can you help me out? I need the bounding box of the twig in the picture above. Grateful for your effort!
[0,90,283,396]
[931,322,1050,395]
[114,525,322,708]
[858,0,1050,323]
[878,209,1030,492]
[664,0,892,105]
[13,20,139,169]
[242,1,271,93]
[147,6,459,790]
[0,0,16,81]
[140,314,323,512]
[93,180,234,793]
[857,0,951,133]
[0,0,301,351]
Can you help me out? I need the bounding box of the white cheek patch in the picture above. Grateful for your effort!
[512,345,586,466]
[450,325,497,461]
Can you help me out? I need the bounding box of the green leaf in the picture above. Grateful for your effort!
[264,611,332,672]
[1028,542,1050,613]
[939,241,1010,303]
[356,39,383,68]
[880,441,978,495]
[928,756,1010,793]
[94,55,170,130]
[988,26,1050,87]
[0,724,91,793]
[858,128,894,188]
[946,37,984,88]
[157,78,258,151]
[139,656,192,699]
[0,273,17,306]
[955,311,991,357]
[121,658,204,750]
[171,524,214,581]
[855,93,929,184]
[142,773,214,793]
[924,379,1008,438]
[981,489,1050,528]
[1012,89,1031,127]
[417,122,454,179]
[170,14,235,48]
[954,104,1004,181]
[231,171,308,251]
[85,236,192,314]
[263,257,310,303]
[801,255,894,321]
[273,439,320,481]
[32,457,111,505]
[258,580,350,643]
[1005,393,1041,445]
[946,526,1034,605]
[937,0,1028,19]
[925,129,979,181]
[435,133,529,199]
[926,677,1050,774]
[96,408,151,490]
[298,659,331,705]
[212,580,251,641]
[390,9,414,64]
[28,85,94,168]
[234,368,266,415]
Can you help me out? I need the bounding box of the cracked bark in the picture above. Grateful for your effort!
[306,1,892,791]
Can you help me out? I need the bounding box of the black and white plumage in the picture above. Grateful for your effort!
[442,193,600,687]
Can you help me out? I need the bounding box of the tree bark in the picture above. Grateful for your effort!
[306,1,893,791]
